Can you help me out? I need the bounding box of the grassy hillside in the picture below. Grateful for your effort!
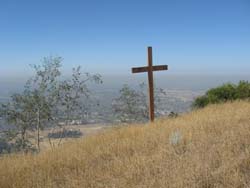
[1,101,250,188]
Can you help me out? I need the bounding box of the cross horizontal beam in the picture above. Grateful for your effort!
[132,65,168,73]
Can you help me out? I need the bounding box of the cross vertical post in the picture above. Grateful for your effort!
[147,47,154,122]
[131,46,168,123]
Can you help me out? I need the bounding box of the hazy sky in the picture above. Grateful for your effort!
[0,0,249,78]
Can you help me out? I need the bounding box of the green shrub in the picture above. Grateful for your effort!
[193,81,250,108]
[192,95,209,108]
[236,80,250,98]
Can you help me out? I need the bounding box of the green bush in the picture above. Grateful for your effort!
[193,81,250,108]
[236,80,250,98]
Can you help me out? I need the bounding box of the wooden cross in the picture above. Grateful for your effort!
[132,47,168,122]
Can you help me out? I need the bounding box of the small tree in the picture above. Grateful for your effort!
[58,66,102,124]
[112,84,147,123]
[56,66,102,145]
[0,92,36,152]
[0,130,18,154]
[25,56,62,151]
[112,83,166,123]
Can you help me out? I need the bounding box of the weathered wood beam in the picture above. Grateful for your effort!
[132,65,168,73]
[147,47,154,122]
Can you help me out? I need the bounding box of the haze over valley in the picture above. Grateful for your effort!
[1,73,250,129]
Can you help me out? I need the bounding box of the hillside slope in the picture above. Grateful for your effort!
[1,101,250,188]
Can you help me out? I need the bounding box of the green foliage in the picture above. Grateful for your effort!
[192,95,209,108]
[0,132,12,154]
[0,129,36,154]
[112,84,148,123]
[0,92,36,151]
[24,57,63,151]
[236,80,250,98]
[193,81,250,108]
[58,66,102,124]
[112,83,166,123]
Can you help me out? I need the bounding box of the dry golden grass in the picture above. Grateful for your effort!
[1,101,250,188]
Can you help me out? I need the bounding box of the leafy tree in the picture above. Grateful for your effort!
[25,56,62,151]
[58,66,102,124]
[0,92,36,152]
[112,84,147,123]
[55,66,102,145]
[0,130,16,154]
[112,83,166,123]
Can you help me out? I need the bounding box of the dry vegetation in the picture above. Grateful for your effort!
[1,101,250,188]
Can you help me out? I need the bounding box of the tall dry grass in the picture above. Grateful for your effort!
[1,101,250,188]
